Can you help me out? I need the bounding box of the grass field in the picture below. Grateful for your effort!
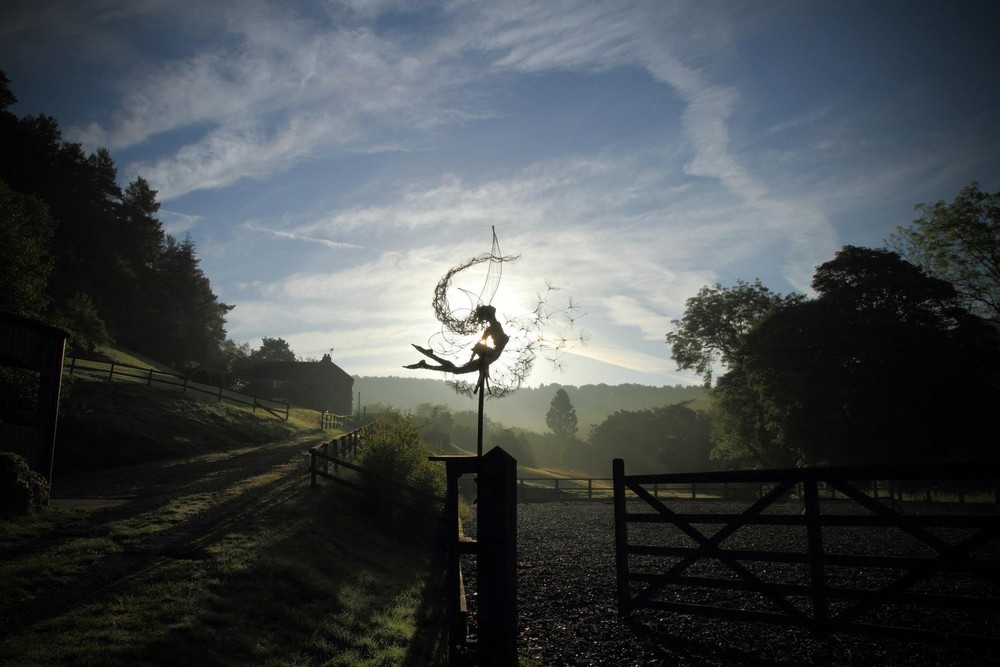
[1,477,448,666]
[2,351,451,666]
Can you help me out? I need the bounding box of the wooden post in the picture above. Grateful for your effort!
[477,447,518,666]
[612,458,630,617]
[429,455,480,664]
[803,478,828,637]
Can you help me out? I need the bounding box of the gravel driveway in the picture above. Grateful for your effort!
[511,501,999,667]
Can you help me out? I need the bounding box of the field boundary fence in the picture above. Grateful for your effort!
[319,412,353,430]
[63,357,290,420]
[308,422,443,511]
[519,472,1000,505]
[613,459,1000,646]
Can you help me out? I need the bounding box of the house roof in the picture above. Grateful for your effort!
[251,355,353,382]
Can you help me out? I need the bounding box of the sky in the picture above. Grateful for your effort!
[3,1,999,389]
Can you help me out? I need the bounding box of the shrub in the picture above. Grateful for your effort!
[0,451,48,515]
[357,411,445,517]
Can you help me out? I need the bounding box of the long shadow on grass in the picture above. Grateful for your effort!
[139,484,450,666]
[1,481,450,666]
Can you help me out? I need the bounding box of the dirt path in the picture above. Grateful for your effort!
[4,435,326,634]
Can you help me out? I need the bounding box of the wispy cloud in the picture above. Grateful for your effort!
[243,223,363,250]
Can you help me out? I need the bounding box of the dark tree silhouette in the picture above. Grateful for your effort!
[545,388,578,441]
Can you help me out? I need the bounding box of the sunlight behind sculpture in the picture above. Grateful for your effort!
[405,227,585,398]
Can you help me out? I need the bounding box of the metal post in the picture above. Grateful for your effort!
[477,385,485,458]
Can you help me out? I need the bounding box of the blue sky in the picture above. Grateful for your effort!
[3,1,999,388]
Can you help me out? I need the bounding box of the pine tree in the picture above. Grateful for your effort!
[545,388,578,441]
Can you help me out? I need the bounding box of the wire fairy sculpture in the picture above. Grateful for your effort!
[405,226,584,399]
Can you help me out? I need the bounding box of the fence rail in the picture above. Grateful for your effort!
[613,459,1000,646]
[63,357,289,420]
[518,474,1000,505]
[307,423,442,508]
[309,425,365,486]
[319,412,353,430]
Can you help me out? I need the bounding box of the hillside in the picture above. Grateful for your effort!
[354,376,708,434]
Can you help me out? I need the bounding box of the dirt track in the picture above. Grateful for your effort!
[4,436,324,634]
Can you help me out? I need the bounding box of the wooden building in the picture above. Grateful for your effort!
[250,354,354,414]
[0,311,69,481]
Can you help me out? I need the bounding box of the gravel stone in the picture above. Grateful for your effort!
[493,501,1000,666]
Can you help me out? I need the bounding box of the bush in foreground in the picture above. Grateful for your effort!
[0,451,48,515]
[357,411,445,517]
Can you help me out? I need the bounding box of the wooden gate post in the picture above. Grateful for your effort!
[477,447,518,666]
[429,454,480,664]
[612,458,630,617]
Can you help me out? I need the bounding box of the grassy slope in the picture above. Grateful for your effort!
[0,478,447,666]
[2,355,449,665]
[56,380,309,470]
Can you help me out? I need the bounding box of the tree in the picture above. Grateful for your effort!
[738,246,1000,465]
[489,426,535,466]
[152,236,233,368]
[0,180,53,318]
[251,337,297,363]
[0,73,233,368]
[588,403,713,473]
[0,70,16,112]
[546,388,578,441]
[709,368,792,468]
[55,292,112,354]
[666,279,803,386]
[103,176,166,349]
[889,183,1000,324]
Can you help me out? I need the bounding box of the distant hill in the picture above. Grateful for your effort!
[354,376,707,434]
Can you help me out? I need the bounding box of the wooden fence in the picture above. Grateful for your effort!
[319,412,352,430]
[309,426,366,486]
[308,422,445,512]
[613,459,1000,646]
[64,357,289,420]
[519,474,1000,505]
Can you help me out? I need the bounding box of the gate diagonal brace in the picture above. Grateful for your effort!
[628,479,810,625]
[831,515,1000,629]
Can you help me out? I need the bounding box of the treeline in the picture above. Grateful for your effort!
[0,72,229,372]
[368,395,711,476]
[668,210,1000,468]
[355,375,706,434]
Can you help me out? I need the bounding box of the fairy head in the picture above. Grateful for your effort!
[475,304,497,322]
